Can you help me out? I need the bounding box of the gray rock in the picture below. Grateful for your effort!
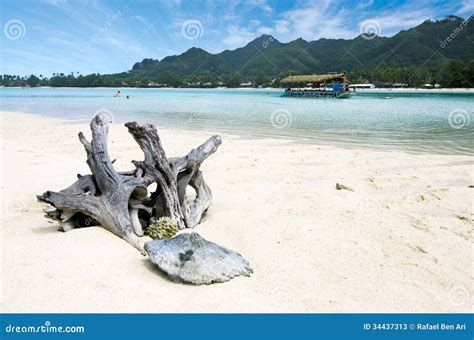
[145,232,253,284]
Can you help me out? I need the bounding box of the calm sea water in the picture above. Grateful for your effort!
[1,87,473,155]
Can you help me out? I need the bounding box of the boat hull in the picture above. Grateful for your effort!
[284,89,352,98]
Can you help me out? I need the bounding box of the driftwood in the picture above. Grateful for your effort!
[37,114,222,254]
[145,232,253,284]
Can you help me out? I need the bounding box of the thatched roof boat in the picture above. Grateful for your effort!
[281,73,347,85]
[281,73,351,98]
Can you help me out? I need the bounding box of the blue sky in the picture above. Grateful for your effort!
[1,0,472,76]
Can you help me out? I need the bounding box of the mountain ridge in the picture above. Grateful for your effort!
[2,15,473,88]
[131,15,473,78]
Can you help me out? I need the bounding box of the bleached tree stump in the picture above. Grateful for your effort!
[37,114,222,253]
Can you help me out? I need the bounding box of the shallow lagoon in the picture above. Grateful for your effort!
[1,87,473,155]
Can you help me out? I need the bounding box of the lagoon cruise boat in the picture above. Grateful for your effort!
[281,73,352,98]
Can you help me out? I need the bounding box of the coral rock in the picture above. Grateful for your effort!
[145,232,253,284]
[146,217,178,240]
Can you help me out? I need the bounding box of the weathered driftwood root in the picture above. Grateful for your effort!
[37,114,222,253]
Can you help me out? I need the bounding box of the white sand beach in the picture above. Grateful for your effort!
[0,111,472,313]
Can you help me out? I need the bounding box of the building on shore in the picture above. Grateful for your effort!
[348,83,376,89]
[239,81,253,88]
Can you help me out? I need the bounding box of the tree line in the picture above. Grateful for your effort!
[1,59,473,88]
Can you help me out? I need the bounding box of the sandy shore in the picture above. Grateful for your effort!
[1,111,472,313]
[356,88,474,93]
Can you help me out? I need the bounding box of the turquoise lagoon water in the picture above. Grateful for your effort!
[1,87,473,155]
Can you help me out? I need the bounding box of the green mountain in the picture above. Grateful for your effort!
[131,16,474,78]
[2,15,473,88]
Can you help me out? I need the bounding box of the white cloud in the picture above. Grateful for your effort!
[221,0,359,47]
[455,0,474,16]
[223,25,258,48]
[268,0,355,41]
[47,36,76,47]
[249,19,261,27]
[40,0,67,6]
[365,2,437,36]
[245,0,273,13]
[356,0,374,10]
[131,15,156,32]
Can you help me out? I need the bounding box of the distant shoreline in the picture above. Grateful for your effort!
[1,86,473,93]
